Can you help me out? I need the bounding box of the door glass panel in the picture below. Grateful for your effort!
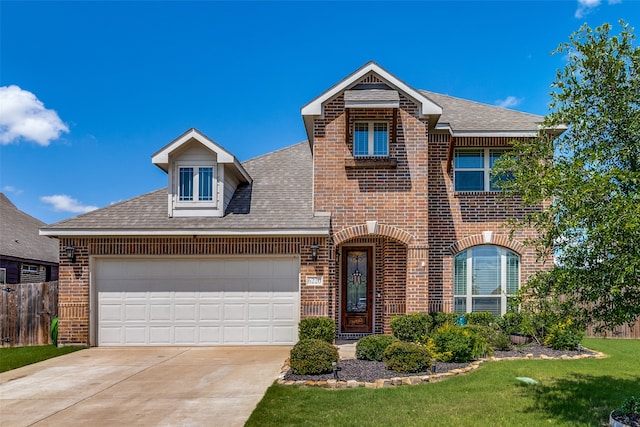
[346,250,367,313]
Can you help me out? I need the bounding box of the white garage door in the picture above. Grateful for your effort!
[95,257,299,346]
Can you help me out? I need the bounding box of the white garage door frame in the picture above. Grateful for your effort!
[89,255,300,346]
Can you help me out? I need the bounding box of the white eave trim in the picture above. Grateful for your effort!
[40,228,330,237]
[434,124,540,138]
[301,61,442,118]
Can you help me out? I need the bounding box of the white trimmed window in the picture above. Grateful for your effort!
[176,163,215,205]
[22,264,38,274]
[0,268,6,284]
[354,122,388,156]
[454,148,510,191]
[454,246,520,316]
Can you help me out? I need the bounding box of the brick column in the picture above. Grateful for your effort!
[405,246,428,313]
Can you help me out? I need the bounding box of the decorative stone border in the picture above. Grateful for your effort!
[277,350,606,389]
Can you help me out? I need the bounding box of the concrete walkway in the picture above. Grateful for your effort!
[0,346,289,427]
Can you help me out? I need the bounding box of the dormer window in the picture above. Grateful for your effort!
[354,122,388,157]
[179,166,214,201]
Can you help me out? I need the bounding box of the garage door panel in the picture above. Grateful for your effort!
[97,257,299,346]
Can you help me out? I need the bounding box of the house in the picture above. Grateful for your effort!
[41,62,552,346]
[1,193,59,284]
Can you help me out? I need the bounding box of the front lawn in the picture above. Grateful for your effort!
[247,339,640,426]
[0,345,84,373]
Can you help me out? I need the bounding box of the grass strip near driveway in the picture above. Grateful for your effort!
[247,339,640,427]
[0,345,84,373]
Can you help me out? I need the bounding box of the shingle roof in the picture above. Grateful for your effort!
[41,142,330,235]
[421,90,543,134]
[1,193,59,263]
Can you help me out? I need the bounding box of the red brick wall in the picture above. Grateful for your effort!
[56,236,330,346]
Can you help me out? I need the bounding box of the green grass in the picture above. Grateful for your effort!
[0,345,85,373]
[247,339,640,426]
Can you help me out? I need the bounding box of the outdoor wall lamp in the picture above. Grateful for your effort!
[65,245,76,263]
[310,243,319,262]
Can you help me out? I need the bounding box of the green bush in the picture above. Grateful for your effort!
[431,312,458,330]
[382,341,432,373]
[289,339,339,375]
[543,318,584,350]
[464,311,495,326]
[50,317,59,347]
[431,323,485,363]
[298,317,336,343]
[356,335,398,361]
[489,331,512,351]
[497,312,534,336]
[390,313,432,342]
[614,396,640,417]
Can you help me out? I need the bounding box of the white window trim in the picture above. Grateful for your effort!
[22,264,38,274]
[354,121,389,157]
[174,161,217,208]
[454,148,508,192]
[454,246,520,316]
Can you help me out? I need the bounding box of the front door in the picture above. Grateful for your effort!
[341,247,373,333]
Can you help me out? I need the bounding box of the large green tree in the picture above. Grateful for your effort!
[494,21,640,332]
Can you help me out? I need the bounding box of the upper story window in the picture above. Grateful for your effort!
[354,122,388,157]
[175,162,216,208]
[178,166,214,202]
[454,148,510,191]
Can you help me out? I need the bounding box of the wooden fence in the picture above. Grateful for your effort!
[586,319,640,339]
[0,281,58,347]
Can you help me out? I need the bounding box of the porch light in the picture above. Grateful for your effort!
[65,245,76,263]
[310,243,319,262]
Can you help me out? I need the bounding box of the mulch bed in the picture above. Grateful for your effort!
[284,343,598,383]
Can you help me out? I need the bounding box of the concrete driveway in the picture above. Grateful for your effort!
[0,346,289,427]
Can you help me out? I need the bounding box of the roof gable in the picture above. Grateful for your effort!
[301,61,442,144]
[151,128,251,182]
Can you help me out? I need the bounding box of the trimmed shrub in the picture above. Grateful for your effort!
[497,312,534,336]
[289,339,339,375]
[543,318,584,350]
[432,323,485,363]
[464,311,495,326]
[390,313,432,342]
[382,341,432,373]
[431,312,458,330]
[356,335,398,361]
[298,317,336,343]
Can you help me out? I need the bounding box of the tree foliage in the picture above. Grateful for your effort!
[494,21,640,332]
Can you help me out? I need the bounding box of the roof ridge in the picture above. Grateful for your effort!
[419,89,543,118]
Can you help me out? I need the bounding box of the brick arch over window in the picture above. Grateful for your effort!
[448,232,524,255]
[333,223,414,246]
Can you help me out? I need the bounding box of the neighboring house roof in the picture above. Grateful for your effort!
[1,193,59,263]
[40,142,330,237]
[421,91,544,137]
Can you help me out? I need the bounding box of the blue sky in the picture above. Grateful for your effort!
[1,0,638,224]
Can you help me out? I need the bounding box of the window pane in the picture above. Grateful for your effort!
[489,150,506,168]
[373,123,388,156]
[346,250,368,313]
[455,171,484,191]
[506,252,520,295]
[455,150,484,168]
[472,298,501,317]
[354,123,369,156]
[454,252,467,295]
[472,246,501,295]
[199,167,213,201]
[454,297,467,314]
[179,167,193,201]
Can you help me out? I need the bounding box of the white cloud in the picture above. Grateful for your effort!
[495,96,523,109]
[2,185,24,195]
[0,85,69,146]
[575,0,619,18]
[41,194,98,214]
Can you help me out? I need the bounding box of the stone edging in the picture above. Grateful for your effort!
[276,350,607,390]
